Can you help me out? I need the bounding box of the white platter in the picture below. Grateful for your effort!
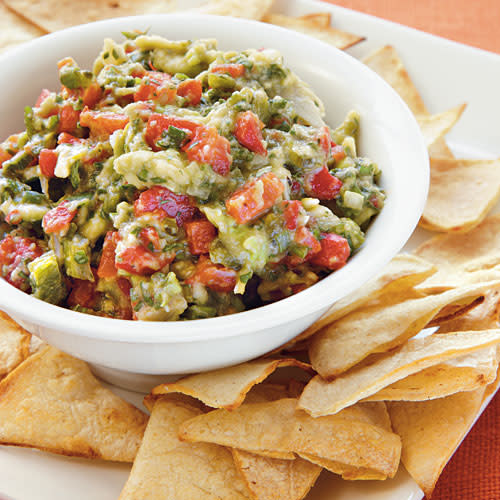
[1,1,499,499]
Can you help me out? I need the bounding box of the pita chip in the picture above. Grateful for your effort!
[421,157,500,233]
[309,281,497,378]
[388,388,486,498]
[0,345,147,461]
[120,395,250,500]
[3,0,176,33]
[0,311,31,377]
[151,358,311,410]
[414,215,500,291]
[0,2,44,53]
[363,346,498,402]
[299,330,500,417]
[417,104,466,148]
[179,398,401,477]
[362,45,454,158]
[263,13,364,50]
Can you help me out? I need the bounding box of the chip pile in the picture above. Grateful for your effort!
[1,1,500,499]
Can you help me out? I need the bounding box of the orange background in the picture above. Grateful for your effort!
[323,2,500,499]
[324,0,500,54]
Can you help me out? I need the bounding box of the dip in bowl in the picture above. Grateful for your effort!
[0,14,428,380]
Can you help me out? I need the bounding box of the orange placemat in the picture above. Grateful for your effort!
[323,0,500,54]
[432,391,500,499]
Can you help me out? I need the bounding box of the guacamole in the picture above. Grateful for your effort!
[0,33,385,321]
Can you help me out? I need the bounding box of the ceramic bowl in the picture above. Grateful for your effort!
[0,14,429,386]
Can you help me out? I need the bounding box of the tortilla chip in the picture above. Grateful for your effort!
[438,289,500,333]
[309,281,497,379]
[3,0,176,33]
[363,346,498,402]
[263,13,364,50]
[388,387,486,498]
[232,450,321,500]
[120,395,250,499]
[362,45,428,115]
[0,345,147,461]
[284,254,436,349]
[362,45,454,159]
[298,12,331,27]
[0,2,44,53]
[421,157,500,233]
[179,398,401,477]
[0,311,31,377]
[415,215,500,291]
[193,0,274,19]
[299,330,500,417]
[417,104,466,148]
[151,358,311,410]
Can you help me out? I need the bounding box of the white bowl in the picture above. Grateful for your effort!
[0,14,428,382]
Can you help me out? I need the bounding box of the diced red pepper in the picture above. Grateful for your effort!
[58,104,80,134]
[42,201,77,234]
[39,149,58,177]
[332,145,346,163]
[183,125,233,176]
[80,108,129,137]
[234,111,267,156]
[188,256,237,293]
[0,235,43,290]
[81,82,103,109]
[134,71,176,105]
[57,132,82,145]
[35,89,52,108]
[211,64,246,78]
[226,172,284,224]
[139,227,162,252]
[310,233,350,270]
[177,79,202,106]
[97,231,119,279]
[304,166,343,200]
[283,200,301,230]
[115,245,174,276]
[286,226,321,267]
[185,219,217,255]
[134,186,197,227]
[145,114,200,151]
[67,278,98,309]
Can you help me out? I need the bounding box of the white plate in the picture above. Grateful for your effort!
[1,1,500,499]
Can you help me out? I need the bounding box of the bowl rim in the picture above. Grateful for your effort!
[0,13,429,343]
